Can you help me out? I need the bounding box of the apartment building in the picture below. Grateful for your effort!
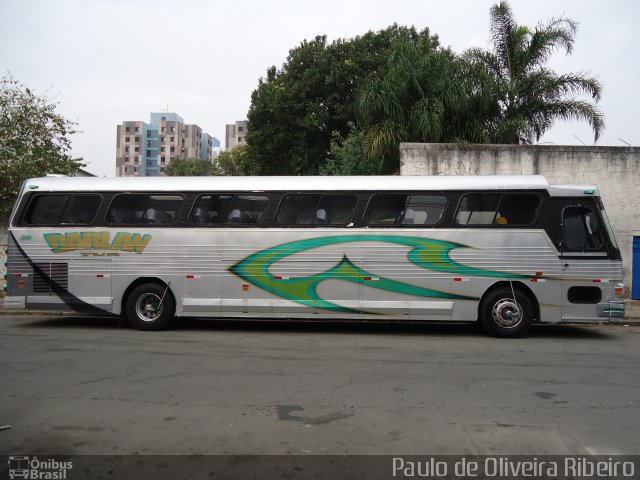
[225,120,248,151]
[116,112,219,176]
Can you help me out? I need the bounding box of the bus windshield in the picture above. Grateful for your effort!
[598,200,619,250]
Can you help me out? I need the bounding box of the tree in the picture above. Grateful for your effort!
[464,1,604,143]
[320,123,386,175]
[0,74,83,216]
[246,25,440,175]
[164,158,215,176]
[356,38,491,173]
[214,145,257,176]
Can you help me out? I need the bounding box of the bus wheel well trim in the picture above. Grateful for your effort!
[122,278,176,330]
[478,282,538,337]
[478,281,540,322]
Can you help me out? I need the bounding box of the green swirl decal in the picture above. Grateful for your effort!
[229,235,529,314]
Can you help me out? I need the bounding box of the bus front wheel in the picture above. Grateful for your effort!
[480,287,534,338]
[124,282,175,331]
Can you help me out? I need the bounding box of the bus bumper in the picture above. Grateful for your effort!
[598,301,625,323]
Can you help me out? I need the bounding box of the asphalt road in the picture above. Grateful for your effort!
[0,315,639,457]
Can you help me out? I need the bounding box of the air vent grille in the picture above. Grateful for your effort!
[33,263,69,293]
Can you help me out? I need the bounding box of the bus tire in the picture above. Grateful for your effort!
[480,286,534,338]
[125,282,175,331]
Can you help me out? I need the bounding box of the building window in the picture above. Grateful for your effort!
[238,136,243,142]
[171,126,175,133]
[238,126,244,132]
[161,156,166,163]
[170,136,175,143]
[125,146,129,153]
[125,126,131,133]
[146,130,151,138]
[135,147,139,153]
[161,147,165,152]
[170,146,175,153]
[160,136,165,142]
[135,127,139,133]
[125,136,130,143]
[161,126,166,132]
[135,136,140,143]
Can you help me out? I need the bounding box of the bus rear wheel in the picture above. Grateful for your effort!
[480,286,534,338]
[125,282,175,331]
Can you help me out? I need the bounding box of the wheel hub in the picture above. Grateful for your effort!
[136,293,163,322]
[492,298,522,328]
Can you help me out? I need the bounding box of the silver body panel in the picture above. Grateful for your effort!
[6,227,624,324]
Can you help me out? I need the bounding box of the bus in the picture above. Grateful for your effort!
[3,175,625,337]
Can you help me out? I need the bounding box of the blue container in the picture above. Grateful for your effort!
[633,236,640,300]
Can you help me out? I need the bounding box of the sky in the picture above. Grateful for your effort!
[1,0,638,177]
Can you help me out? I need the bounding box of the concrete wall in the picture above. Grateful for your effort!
[400,143,640,294]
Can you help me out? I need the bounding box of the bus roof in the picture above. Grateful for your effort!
[21,175,597,196]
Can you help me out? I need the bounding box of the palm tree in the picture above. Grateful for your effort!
[465,1,604,143]
[357,37,488,172]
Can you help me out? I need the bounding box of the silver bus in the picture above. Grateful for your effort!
[3,175,625,337]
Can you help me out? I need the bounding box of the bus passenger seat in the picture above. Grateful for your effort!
[401,208,415,225]
[144,208,172,224]
[191,207,210,224]
[315,209,329,225]
[228,209,242,224]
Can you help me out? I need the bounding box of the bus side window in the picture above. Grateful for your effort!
[404,194,447,225]
[60,195,101,224]
[563,206,604,252]
[314,195,356,225]
[22,194,101,226]
[365,195,407,226]
[276,194,320,225]
[107,194,183,225]
[455,193,500,225]
[497,194,540,225]
[107,194,148,224]
[23,195,67,225]
[142,196,183,224]
[366,194,446,227]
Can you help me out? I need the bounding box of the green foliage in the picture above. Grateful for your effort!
[214,145,257,176]
[464,1,604,143]
[246,25,440,175]
[245,2,604,175]
[164,158,215,176]
[0,74,84,216]
[357,40,491,171]
[320,124,386,176]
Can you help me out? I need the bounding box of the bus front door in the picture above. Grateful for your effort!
[561,205,609,322]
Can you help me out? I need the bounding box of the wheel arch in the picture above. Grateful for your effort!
[478,281,540,322]
[120,277,177,317]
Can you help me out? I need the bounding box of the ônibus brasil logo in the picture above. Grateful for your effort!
[8,456,72,479]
